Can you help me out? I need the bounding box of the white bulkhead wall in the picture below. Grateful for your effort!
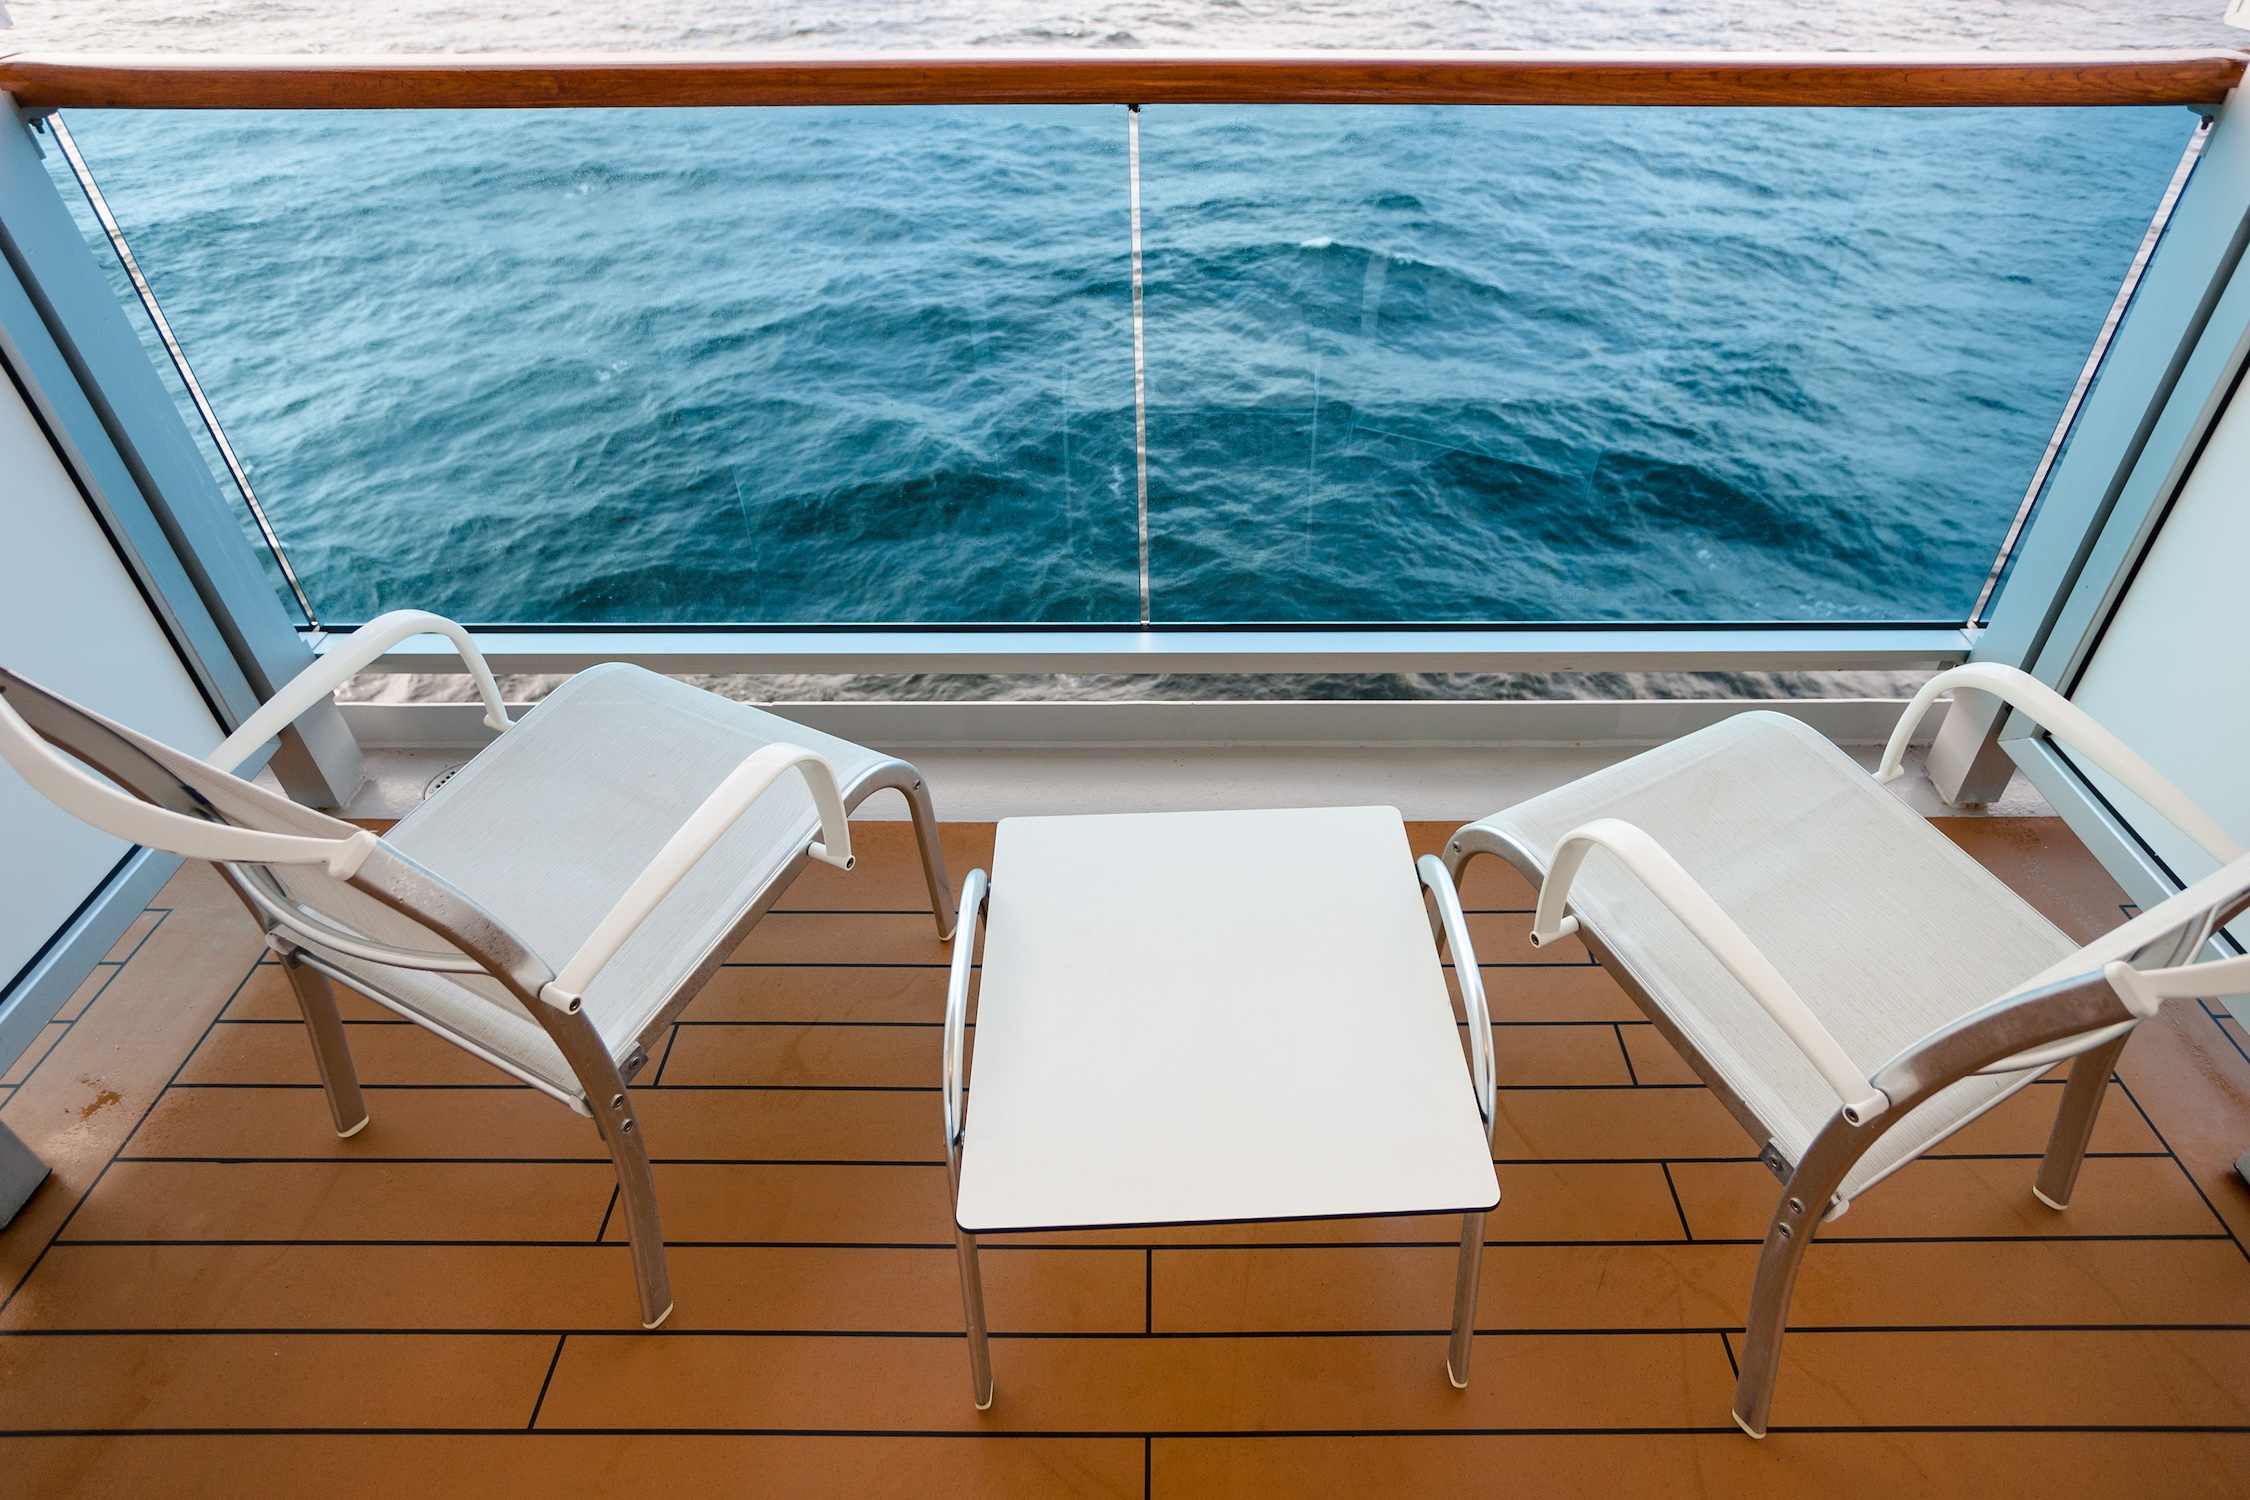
[0,367,222,990]
[2069,378,2250,891]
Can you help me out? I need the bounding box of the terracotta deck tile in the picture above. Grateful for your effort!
[1782,1237,2250,1327]
[730,913,955,968]
[1150,1432,2250,1499]
[0,1434,1143,1499]
[1933,1078,2163,1155]
[220,959,396,1024]
[602,1162,953,1244]
[658,1022,942,1090]
[0,1024,69,1088]
[1151,1237,2250,1333]
[1931,817,2137,944]
[1,1243,1141,1336]
[49,964,119,1023]
[1471,965,1646,1024]
[1153,1244,1745,1333]
[1463,911,1593,967]
[2114,999,2250,1252]
[60,1160,616,1243]
[535,1330,1738,1433]
[683,966,950,1025]
[98,909,166,965]
[1767,1328,2250,1428]
[772,822,994,914]
[1489,1087,1750,1162]
[1670,1154,2228,1241]
[119,1084,945,1165]
[0,1332,552,1431]
[120,1085,605,1163]
[1617,1022,1705,1086]
[178,1020,527,1088]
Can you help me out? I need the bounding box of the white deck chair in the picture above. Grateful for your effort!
[1444,664,2250,1437]
[0,611,956,1330]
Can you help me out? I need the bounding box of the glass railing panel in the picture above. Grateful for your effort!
[52,106,1140,626]
[40,125,314,627]
[1133,105,2198,624]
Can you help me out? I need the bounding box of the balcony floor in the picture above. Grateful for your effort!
[3,818,2250,1495]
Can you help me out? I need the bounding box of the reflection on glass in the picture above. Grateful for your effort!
[57,107,1139,626]
[1135,106,2194,623]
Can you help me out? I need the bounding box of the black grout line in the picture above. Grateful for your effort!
[2200,1000,2250,1071]
[1719,1329,1739,1379]
[1614,1024,1639,1087]
[715,959,1603,972]
[2113,1073,2250,1269]
[594,1186,620,1245]
[39,1231,2234,1251]
[1144,1434,1152,1500]
[100,1152,2170,1169]
[652,1023,683,1089]
[527,1334,567,1429]
[11,1322,2250,1341]
[1659,1163,1693,1241]
[3,932,151,1095]
[4,1423,2248,1440]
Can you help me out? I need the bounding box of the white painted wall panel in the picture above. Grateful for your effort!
[0,372,219,989]
[2071,381,2250,891]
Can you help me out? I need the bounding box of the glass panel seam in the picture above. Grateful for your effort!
[48,112,320,630]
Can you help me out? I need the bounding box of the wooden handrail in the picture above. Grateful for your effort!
[0,50,2241,111]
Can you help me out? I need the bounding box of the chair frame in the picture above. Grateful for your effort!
[0,638,956,1332]
[1444,661,2250,1435]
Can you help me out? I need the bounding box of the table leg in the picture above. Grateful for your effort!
[1447,1209,1486,1388]
[956,1226,995,1409]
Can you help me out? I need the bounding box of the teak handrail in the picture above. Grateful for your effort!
[0,49,2242,111]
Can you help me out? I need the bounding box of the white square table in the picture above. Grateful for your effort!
[941,805,1499,1408]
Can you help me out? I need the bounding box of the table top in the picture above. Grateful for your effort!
[952,805,1500,1234]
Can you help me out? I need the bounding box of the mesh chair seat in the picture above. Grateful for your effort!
[3,628,954,1333]
[1466,710,2080,1201]
[315,663,895,1092]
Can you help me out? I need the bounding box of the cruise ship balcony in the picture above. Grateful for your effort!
[6,48,2250,1497]
[2,807,2250,1493]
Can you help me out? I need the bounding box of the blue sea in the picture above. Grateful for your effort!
[50,101,2197,627]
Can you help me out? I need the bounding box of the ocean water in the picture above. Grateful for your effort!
[50,101,2196,628]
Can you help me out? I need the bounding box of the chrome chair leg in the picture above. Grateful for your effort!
[282,952,368,1138]
[955,1225,994,1409]
[1446,1209,1487,1388]
[1733,1137,1862,1439]
[600,1093,674,1331]
[549,1010,674,1329]
[2034,1032,2130,1210]
[901,772,958,940]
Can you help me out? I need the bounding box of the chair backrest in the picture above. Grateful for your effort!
[0,666,551,1012]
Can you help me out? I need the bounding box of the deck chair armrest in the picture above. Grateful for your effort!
[541,743,855,1011]
[0,692,379,876]
[1877,664,2243,862]
[209,611,513,774]
[1533,818,1890,1124]
[1419,855,1495,1135]
[944,868,991,1170]
[2101,950,2250,1014]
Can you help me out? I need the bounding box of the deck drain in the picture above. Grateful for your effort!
[423,763,467,800]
